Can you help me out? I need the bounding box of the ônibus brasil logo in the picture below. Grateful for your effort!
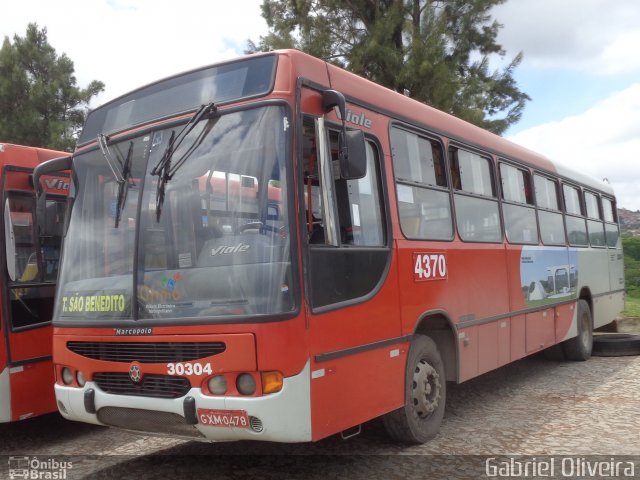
[8,456,72,479]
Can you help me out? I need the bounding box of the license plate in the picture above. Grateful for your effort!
[197,408,250,428]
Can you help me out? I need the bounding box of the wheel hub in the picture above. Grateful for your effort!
[411,359,441,419]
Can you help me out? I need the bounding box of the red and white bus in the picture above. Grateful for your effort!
[1,143,67,422]
[35,50,624,443]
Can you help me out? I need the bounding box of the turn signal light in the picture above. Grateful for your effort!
[261,371,283,394]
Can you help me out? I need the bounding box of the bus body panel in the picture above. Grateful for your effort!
[0,143,68,423]
[397,240,511,382]
[298,83,407,440]
[53,332,258,378]
[9,360,55,421]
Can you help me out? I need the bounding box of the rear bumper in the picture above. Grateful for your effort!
[55,360,312,442]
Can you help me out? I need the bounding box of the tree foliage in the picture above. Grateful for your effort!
[0,23,104,151]
[249,0,529,135]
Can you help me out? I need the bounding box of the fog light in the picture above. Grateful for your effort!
[237,373,256,395]
[261,371,283,394]
[76,371,86,387]
[208,375,227,395]
[61,367,73,385]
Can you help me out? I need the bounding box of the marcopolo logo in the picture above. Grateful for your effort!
[8,456,73,479]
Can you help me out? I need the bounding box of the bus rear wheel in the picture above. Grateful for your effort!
[563,299,593,361]
[382,335,446,444]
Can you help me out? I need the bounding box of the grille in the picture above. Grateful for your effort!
[67,341,226,363]
[93,372,191,399]
[97,406,204,438]
[249,416,264,433]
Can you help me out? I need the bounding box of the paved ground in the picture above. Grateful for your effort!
[1,344,639,479]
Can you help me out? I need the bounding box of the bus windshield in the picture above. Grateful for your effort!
[56,105,294,322]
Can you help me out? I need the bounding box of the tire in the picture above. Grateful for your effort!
[382,335,446,444]
[563,299,593,361]
[592,334,640,357]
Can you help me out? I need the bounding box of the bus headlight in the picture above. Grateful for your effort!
[61,367,74,385]
[208,375,227,395]
[76,371,87,387]
[236,373,256,395]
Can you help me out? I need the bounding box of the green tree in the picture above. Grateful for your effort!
[0,23,104,151]
[249,0,529,135]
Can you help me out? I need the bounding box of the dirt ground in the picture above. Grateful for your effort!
[610,316,640,334]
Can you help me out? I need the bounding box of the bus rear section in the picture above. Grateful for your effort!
[0,143,68,422]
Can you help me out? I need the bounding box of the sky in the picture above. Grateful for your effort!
[2,0,639,210]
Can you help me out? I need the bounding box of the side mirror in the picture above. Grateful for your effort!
[33,155,72,235]
[322,89,346,118]
[339,129,367,180]
[322,89,367,180]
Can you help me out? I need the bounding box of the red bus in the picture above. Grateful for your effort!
[1,143,67,422]
[34,50,624,443]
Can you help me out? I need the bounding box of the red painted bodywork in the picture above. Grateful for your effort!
[0,143,68,422]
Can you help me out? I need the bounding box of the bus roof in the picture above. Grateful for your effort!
[0,143,68,170]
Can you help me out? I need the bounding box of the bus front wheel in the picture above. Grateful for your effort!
[382,335,446,444]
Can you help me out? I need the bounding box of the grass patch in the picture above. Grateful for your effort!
[624,293,640,317]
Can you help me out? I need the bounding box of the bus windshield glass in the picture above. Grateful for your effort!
[56,105,294,322]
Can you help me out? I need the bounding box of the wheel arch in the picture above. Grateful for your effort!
[412,310,458,382]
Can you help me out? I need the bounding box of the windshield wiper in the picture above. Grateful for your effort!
[114,141,135,228]
[151,102,218,221]
[97,133,124,183]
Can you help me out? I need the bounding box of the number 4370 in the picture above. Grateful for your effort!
[413,253,447,281]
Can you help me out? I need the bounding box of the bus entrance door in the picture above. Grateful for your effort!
[2,167,65,420]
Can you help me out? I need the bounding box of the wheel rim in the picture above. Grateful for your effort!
[580,312,592,350]
[411,358,441,419]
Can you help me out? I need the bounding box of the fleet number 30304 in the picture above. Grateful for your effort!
[167,362,213,376]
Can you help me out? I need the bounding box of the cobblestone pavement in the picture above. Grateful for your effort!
[1,353,639,479]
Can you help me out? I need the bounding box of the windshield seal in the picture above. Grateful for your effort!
[54,101,300,328]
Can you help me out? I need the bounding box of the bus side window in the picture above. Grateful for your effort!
[450,147,501,243]
[602,197,620,248]
[563,184,588,246]
[534,174,565,246]
[301,120,325,244]
[328,130,384,247]
[390,126,452,241]
[500,162,538,245]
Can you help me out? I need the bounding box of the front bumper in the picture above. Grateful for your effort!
[55,360,312,442]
